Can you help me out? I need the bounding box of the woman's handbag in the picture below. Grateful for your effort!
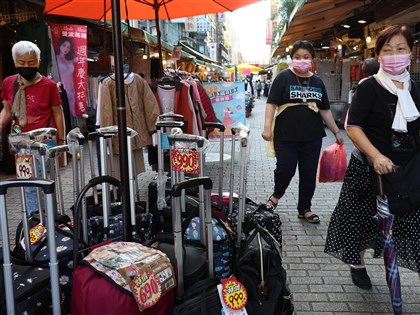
[373,152,420,215]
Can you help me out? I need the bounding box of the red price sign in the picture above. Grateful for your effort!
[171,149,200,174]
[15,155,34,179]
[221,277,248,310]
[132,270,162,310]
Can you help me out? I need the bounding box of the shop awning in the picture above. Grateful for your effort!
[143,30,174,53]
[178,41,219,64]
[272,0,370,57]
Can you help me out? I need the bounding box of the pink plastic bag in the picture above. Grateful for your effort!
[318,143,347,183]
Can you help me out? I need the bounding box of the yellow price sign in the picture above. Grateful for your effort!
[132,270,162,310]
[221,277,248,311]
[15,155,34,179]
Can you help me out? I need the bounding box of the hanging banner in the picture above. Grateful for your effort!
[203,82,246,137]
[49,23,88,117]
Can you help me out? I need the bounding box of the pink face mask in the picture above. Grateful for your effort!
[379,53,411,75]
[291,59,312,74]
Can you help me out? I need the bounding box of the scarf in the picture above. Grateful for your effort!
[11,72,41,127]
[374,68,419,132]
[267,102,318,157]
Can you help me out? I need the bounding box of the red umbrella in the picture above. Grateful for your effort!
[45,0,261,74]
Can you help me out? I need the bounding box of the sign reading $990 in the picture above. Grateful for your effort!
[171,148,201,174]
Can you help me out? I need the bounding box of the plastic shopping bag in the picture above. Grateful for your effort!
[318,143,347,183]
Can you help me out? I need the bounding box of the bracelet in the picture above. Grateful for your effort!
[334,130,340,135]
[58,138,66,142]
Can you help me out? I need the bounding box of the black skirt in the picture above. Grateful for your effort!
[325,155,420,272]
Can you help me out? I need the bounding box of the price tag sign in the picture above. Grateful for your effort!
[171,148,200,174]
[221,277,248,311]
[15,155,34,179]
[131,270,162,310]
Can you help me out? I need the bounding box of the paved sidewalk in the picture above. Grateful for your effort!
[1,96,420,314]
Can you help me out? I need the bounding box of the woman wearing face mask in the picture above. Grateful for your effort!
[261,40,343,224]
[325,24,420,290]
[0,40,64,214]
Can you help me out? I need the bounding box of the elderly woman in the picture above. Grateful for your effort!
[325,24,420,290]
[0,40,64,213]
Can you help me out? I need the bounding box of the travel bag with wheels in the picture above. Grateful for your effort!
[0,178,62,315]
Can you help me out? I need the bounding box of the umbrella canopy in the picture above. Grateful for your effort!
[45,0,260,78]
[227,63,263,74]
[44,0,260,20]
[374,193,402,315]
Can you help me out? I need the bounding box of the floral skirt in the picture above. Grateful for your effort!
[324,155,420,272]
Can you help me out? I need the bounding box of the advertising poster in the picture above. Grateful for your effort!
[49,23,88,116]
[203,82,246,137]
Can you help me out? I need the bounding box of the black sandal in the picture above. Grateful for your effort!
[298,210,320,224]
[266,195,279,209]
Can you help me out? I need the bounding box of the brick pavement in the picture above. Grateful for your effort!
[1,95,420,314]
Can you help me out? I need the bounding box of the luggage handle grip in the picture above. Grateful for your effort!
[48,144,69,157]
[172,177,212,197]
[67,128,85,145]
[159,113,184,121]
[204,122,225,132]
[89,175,121,187]
[88,131,98,141]
[14,141,49,154]
[156,121,184,129]
[0,178,55,194]
[168,134,205,147]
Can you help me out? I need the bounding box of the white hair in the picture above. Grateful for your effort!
[12,41,41,63]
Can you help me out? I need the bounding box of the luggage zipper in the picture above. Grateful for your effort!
[257,232,268,302]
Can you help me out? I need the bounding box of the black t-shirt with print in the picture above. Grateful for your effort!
[348,77,420,165]
[267,69,330,142]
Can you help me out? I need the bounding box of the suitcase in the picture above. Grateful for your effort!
[0,178,62,315]
[148,133,210,290]
[10,135,74,313]
[171,177,224,315]
[71,178,174,315]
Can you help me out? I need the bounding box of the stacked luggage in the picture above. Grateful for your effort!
[0,122,294,314]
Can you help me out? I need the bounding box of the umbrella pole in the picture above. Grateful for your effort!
[111,0,132,241]
[154,2,164,77]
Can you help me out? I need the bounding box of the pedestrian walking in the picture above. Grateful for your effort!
[325,24,420,290]
[261,40,343,224]
[255,79,262,99]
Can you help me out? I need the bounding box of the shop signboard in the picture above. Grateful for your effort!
[203,82,246,137]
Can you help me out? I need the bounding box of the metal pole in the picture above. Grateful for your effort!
[111,0,132,241]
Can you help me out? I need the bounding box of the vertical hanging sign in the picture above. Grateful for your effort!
[49,23,88,117]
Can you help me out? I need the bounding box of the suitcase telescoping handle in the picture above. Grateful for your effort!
[204,122,225,210]
[0,178,61,315]
[67,127,86,145]
[204,122,225,133]
[172,177,213,299]
[73,175,124,266]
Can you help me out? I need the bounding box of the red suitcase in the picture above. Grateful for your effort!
[71,264,175,315]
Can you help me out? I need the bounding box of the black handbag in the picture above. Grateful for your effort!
[372,152,420,215]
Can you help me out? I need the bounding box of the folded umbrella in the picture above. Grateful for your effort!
[374,175,402,315]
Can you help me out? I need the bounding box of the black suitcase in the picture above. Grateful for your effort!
[0,178,62,315]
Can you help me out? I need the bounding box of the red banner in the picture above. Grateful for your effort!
[350,64,359,81]
[50,23,88,116]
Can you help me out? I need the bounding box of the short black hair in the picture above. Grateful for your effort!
[362,58,379,76]
[375,24,414,55]
[290,40,315,59]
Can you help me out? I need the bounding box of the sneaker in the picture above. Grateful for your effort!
[350,267,372,289]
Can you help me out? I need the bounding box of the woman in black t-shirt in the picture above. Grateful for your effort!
[261,40,343,224]
[325,24,420,291]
